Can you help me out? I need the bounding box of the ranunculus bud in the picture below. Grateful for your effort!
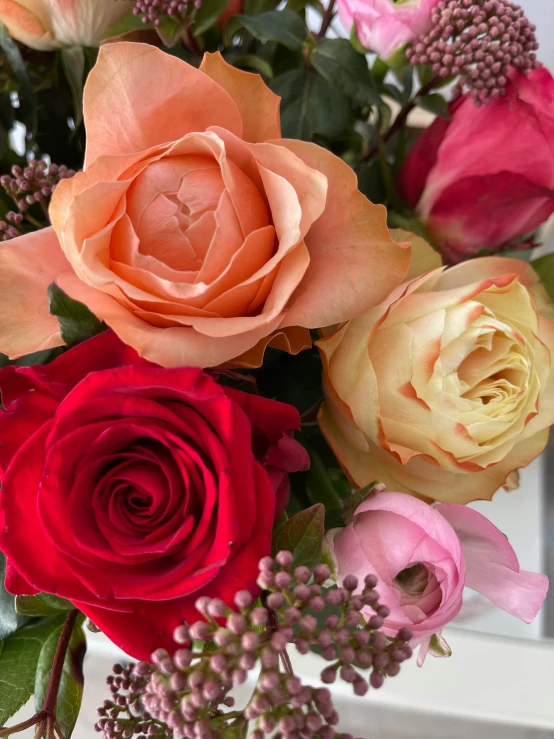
[399,65,554,264]
[0,0,133,51]
[337,0,441,61]
[330,491,548,662]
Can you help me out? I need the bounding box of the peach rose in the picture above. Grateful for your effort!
[318,236,554,503]
[0,0,133,50]
[0,43,410,368]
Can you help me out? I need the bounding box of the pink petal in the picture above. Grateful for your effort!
[437,503,549,623]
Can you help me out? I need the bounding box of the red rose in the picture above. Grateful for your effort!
[399,65,554,264]
[0,331,308,659]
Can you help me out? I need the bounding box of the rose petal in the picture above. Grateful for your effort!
[0,227,70,358]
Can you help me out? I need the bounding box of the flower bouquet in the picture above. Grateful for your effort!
[0,0,552,737]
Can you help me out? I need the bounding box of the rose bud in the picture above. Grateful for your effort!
[0,0,134,51]
[399,66,554,264]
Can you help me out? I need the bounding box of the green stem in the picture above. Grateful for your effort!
[362,76,441,163]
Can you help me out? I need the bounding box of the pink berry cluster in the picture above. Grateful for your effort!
[96,552,413,739]
[0,160,74,239]
[132,0,201,25]
[406,0,538,105]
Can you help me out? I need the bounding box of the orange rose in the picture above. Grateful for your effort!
[0,0,133,50]
[0,43,410,368]
[318,236,554,503]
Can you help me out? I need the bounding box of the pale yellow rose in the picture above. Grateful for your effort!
[318,236,554,504]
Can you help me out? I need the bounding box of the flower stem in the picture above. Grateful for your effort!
[362,76,441,163]
[316,0,336,40]
[0,610,79,739]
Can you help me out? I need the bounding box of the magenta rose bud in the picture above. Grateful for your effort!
[0,331,308,660]
[399,65,554,264]
[329,491,548,663]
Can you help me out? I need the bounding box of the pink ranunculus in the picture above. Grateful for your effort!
[337,0,440,60]
[399,65,554,264]
[331,491,548,661]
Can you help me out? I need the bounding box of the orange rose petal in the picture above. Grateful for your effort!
[277,140,411,329]
[199,52,281,144]
[225,326,313,369]
[0,228,70,358]
[56,273,282,367]
[83,43,244,167]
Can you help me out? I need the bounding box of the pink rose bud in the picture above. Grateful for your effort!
[399,65,554,264]
[0,0,134,51]
[337,0,441,60]
[330,491,548,663]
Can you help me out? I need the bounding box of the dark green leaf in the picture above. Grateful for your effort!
[356,159,386,205]
[0,614,65,725]
[312,38,379,107]
[342,481,381,524]
[61,46,86,131]
[156,16,191,46]
[271,68,351,140]
[0,23,37,144]
[532,254,554,302]
[273,503,325,569]
[372,57,389,85]
[48,283,107,348]
[35,614,86,739]
[193,0,230,35]
[0,554,30,640]
[415,93,449,119]
[244,0,280,15]
[105,11,151,38]
[238,10,307,50]
[16,593,74,618]
[305,448,344,511]
[232,54,273,80]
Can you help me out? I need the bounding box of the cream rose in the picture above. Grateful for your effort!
[318,237,554,503]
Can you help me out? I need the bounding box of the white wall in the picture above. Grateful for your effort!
[522,0,554,70]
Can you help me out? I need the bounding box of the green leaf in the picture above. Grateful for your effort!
[232,54,273,80]
[312,38,379,107]
[194,0,231,35]
[0,554,30,640]
[61,46,86,131]
[271,68,351,140]
[415,93,449,119]
[48,283,107,348]
[238,10,307,50]
[0,23,37,144]
[273,503,325,569]
[342,481,382,524]
[156,16,191,47]
[305,448,344,511]
[372,57,389,85]
[532,254,554,302]
[105,10,151,38]
[350,23,367,56]
[16,593,74,618]
[428,633,452,658]
[0,614,65,725]
[35,614,86,739]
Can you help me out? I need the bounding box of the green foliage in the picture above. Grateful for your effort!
[105,11,151,38]
[0,614,66,725]
[238,10,307,50]
[272,68,351,140]
[0,554,30,641]
[532,254,554,302]
[194,0,232,35]
[61,47,86,130]
[35,614,86,739]
[16,593,74,618]
[273,503,325,569]
[416,93,450,118]
[48,283,107,348]
[342,482,381,524]
[311,39,379,107]
[0,23,37,145]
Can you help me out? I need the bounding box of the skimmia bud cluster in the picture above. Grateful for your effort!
[96,552,413,739]
[0,160,74,239]
[132,0,201,25]
[406,0,538,105]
